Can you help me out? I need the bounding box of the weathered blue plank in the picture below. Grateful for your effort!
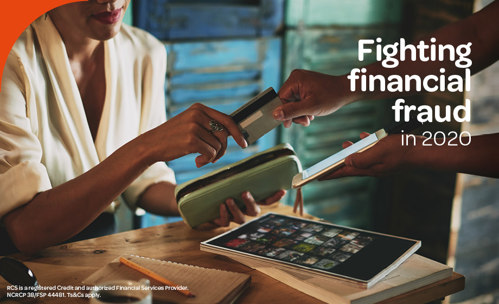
[170,69,260,86]
[167,40,260,70]
[169,5,260,38]
[262,37,282,91]
[136,0,284,40]
[169,83,261,104]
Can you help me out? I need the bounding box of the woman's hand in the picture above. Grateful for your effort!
[320,132,416,179]
[142,103,247,167]
[196,190,286,230]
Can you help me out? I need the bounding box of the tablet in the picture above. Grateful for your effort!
[292,129,387,188]
[201,213,421,288]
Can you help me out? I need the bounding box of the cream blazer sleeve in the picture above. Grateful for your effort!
[0,48,52,219]
[0,18,175,218]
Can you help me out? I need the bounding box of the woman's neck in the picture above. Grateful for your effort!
[48,12,102,63]
[64,36,102,64]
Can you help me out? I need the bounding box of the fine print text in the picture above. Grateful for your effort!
[5,284,189,299]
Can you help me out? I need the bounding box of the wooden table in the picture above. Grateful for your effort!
[1,204,464,303]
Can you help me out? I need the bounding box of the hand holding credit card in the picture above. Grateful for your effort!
[231,88,283,145]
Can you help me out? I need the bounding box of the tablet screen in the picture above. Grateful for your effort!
[203,213,420,283]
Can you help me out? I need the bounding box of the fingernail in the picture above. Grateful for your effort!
[243,191,251,199]
[273,109,284,120]
[209,155,217,163]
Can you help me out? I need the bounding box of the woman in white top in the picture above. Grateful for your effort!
[0,0,284,254]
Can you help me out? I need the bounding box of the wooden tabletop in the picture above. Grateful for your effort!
[1,204,464,303]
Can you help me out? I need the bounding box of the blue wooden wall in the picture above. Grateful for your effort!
[133,0,284,227]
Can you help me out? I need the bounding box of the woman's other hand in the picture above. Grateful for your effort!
[205,190,286,228]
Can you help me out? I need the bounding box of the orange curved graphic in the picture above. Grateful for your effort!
[0,0,81,90]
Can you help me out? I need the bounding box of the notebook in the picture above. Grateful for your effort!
[82,255,250,304]
[201,213,421,288]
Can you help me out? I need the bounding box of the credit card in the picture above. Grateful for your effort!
[231,87,283,145]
